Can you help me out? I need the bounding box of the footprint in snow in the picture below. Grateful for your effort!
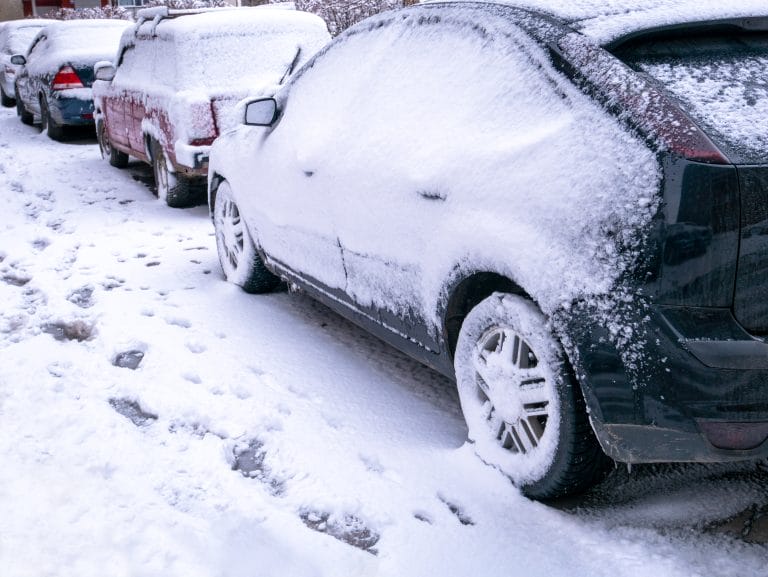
[231,438,284,495]
[437,494,475,526]
[165,316,191,329]
[109,397,157,427]
[67,285,95,309]
[299,510,380,555]
[113,349,145,370]
[41,319,96,342]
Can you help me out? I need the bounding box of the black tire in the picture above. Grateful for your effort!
[16,88,33,125]
[97,120,128,168]
[1,87,14,108]
[40,96,65,141]
[151,139,194,208]
[454,293,610,500]
[213,180,280,294]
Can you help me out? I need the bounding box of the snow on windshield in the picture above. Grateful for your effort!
[7,26,45,55]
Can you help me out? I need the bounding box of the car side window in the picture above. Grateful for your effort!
[113,44,137,84]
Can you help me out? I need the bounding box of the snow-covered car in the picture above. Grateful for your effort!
[208,1,768,500]
[93,7,330,208]
[0,19,54,107]
[12,19,130,141]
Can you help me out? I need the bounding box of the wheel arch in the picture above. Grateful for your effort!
[442,271,530,361]
[208,171,225,213]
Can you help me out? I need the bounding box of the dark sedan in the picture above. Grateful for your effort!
[208,1,768,500]
[13,19,129,140]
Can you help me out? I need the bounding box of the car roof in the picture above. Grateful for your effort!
[133,7,327,39]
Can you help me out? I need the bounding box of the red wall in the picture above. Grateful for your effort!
[23,1,111,17]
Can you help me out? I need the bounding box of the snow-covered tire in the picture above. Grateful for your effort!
[1,87,14,107]
[98,120,128,168]
[454,293,609,500]
[151,140,193,208]
[40,96,65,141]
[213,180,279,294]
[16,89,33,125]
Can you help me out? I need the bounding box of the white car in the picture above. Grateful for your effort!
[207,1,768,500]
[0,19,54,107]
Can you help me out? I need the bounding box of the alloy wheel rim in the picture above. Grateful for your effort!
[217,196,244,271]
[471,327,552,455]
[155,151,168,197]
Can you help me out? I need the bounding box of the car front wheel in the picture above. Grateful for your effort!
[454,293,609,500]
[213,180,279,294]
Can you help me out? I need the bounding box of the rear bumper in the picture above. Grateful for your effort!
[173,141,210,174]
[572,305,768,463]
[50,94,95,127]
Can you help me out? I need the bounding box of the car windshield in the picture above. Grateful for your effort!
[8,27,43,55]
[615,30,768,164]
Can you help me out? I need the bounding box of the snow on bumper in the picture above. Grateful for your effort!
[174,140,210,173]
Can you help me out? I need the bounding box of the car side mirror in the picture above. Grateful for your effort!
[10,54,25,66]
[244,98,278,127]
[94,61,116,82]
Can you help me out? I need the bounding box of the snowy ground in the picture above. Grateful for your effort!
[0,105,766,577]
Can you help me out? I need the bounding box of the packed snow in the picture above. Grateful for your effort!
[0,88,766,577]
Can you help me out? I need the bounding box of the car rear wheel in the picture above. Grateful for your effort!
[15,89,33,125]
[40,96,65,141]
[97,120,128,168]
[454,293,609,500]
[151,140,193,208]
[213,181,279,294]
[1,87,14,108]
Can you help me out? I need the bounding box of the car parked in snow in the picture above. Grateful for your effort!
[93,6,330,208]
[0,19,54,107]
[208,1,768,500]
[12,19,130,141]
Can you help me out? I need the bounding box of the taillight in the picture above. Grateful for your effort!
[558,34,730,165]
[186,99,218,143]
[52,66,84,90]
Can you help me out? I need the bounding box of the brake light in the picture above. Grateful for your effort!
[186,99,217,143]
[52,66,84,90]
[558,34,730,165]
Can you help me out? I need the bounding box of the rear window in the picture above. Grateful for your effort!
[615,30,768,164]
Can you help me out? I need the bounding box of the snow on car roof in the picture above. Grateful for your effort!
[27,19,130,74]
[447,0,768,44]
[135,7,327,39]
